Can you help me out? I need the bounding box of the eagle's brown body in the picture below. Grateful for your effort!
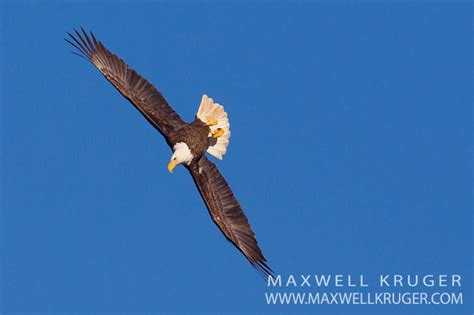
[167,118,213,158]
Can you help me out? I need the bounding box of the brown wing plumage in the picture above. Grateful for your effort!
[188,156,273,278]
[66,28,185,139]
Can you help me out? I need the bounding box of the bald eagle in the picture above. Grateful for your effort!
[66,28,272,278]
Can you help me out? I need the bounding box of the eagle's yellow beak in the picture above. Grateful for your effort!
[168,160,177,173]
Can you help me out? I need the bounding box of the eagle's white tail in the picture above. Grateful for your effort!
[196,95,230,160]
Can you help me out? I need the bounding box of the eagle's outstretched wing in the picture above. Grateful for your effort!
[66,28,185,139]
[188,156,273,278]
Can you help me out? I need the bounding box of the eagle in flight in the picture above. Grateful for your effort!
[66,28,272,278]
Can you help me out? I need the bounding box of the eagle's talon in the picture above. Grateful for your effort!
[212,128,224,138]
[207,118,218,126]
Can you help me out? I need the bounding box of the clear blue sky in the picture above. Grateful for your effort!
[1,1,471,314]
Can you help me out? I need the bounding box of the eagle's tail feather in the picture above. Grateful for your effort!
[197,95,231,160]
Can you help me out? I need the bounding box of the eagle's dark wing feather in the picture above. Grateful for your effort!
[188,156,273,278]
[66,28,185,139]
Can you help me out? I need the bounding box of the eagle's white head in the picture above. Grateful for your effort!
[168,142,194,173]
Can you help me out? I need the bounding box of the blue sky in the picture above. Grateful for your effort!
[1,1,472,314]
